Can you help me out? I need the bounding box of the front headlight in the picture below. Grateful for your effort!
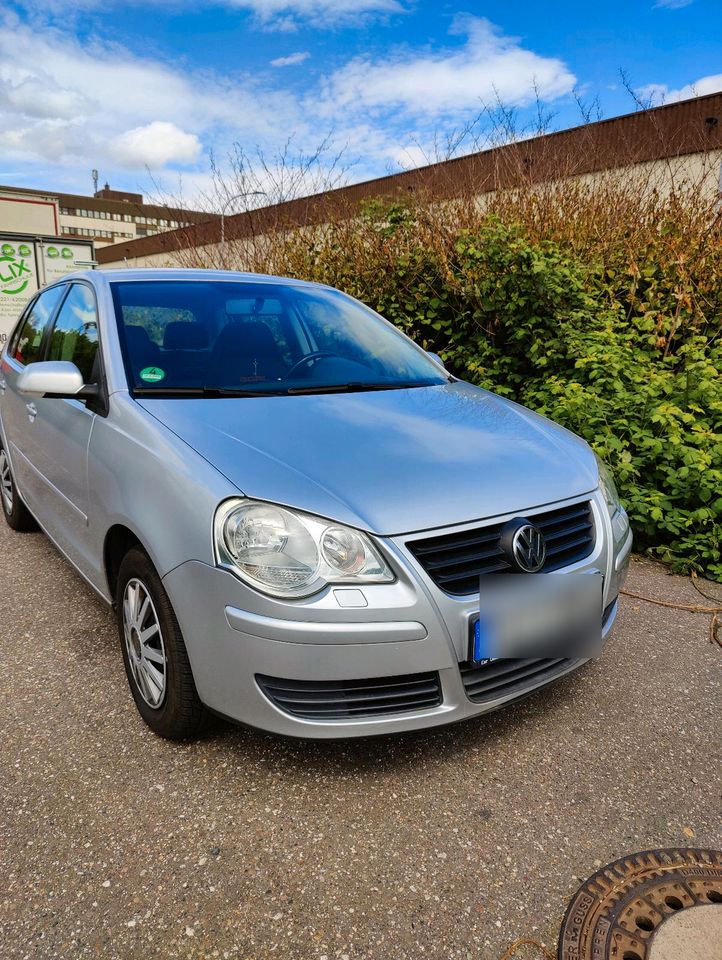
[595,454,621,518]
[214,498,395,599]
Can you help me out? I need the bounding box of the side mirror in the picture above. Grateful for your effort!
[16,361,86,398]
[427,351,446,370]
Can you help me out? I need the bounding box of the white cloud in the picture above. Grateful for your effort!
[111,122,202,168]
[17,0,406,30]
[0,12,299,180]
[390,144,431,169]
[3,76,92,119]
[638,73,722,105]
[270,51,310,67]
[0,10,578,201]
[654,0,693,9]
[230,0,404,26]
[319,15,576,119]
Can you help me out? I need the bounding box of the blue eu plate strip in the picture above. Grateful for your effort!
[472,618,495,664]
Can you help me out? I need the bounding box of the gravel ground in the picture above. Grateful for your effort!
[1,520,720,960]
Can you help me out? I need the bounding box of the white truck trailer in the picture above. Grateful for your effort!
[0,234,96,348]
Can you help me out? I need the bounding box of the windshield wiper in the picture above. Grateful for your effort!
[286,381,428,395]
[201,387,290,397]
[135,381,443,399]
[134,386,289,398]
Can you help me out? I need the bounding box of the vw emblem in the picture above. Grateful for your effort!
[500,519,547,572]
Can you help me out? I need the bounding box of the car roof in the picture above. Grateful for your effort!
[61,267,331,290]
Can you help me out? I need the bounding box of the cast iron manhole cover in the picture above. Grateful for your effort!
[558,847,722,959]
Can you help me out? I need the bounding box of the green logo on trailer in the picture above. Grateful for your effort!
[1,243,14,257]
[61,247,73,259]
[139,367,166,383]
[18,244,31,257]
[0,254,32,296]
[47,246,59,258]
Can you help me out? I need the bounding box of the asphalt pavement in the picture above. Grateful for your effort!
[1,519,720,960]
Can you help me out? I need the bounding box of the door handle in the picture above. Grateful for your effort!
[0,378,6,394]
[26,402,37,421]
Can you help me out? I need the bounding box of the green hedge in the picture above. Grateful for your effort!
[281,209,722,580]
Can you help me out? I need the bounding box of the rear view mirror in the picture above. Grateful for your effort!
[16,361,85,398]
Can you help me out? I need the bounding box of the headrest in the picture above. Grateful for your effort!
[164,321,209,351]
[124,325,154,350]
[215,321,280,356]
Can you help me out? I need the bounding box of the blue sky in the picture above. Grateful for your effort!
[1,0,721,206]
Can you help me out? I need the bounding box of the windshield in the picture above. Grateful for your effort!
[110,280,449,396]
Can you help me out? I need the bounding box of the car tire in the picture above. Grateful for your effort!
[116,547,209,740]
[0,443,38,532]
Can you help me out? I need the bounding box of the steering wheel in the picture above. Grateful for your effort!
[285,352,336,379]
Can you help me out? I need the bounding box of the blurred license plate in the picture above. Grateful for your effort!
[469,573,603,663]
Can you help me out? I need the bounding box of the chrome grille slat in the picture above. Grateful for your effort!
[407,501,595,596]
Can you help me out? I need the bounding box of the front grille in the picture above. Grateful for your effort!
[407,500,595,596]
[460,657,575,703]
[256,671,442,720]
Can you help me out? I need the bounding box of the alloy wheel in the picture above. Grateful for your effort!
[122,577,168,708]
[0,449,13,515]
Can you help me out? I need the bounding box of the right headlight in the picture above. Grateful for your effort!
[595,454,621,518]
[214,498,395,599]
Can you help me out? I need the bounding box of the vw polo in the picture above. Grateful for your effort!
[0,269,632,739]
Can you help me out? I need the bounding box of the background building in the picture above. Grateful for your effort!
[96,92,722,270]
[0,183,212,249]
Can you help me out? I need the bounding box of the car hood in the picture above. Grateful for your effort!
[138,382,598,535]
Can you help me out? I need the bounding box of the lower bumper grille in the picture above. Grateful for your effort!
[459,599,614,705]
[256,671,442,720]
[460,657,576,704]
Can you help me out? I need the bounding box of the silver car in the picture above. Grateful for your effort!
[0,269,632,740]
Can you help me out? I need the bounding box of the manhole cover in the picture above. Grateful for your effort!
[558,847,722,960]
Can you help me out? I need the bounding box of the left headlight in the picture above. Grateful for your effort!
[595,454,621,518]
[214,498,395,599]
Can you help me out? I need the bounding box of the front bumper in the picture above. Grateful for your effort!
[162,491,631,739]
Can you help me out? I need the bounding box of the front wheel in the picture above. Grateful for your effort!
[0,444,37,532]
[116,547,209,739]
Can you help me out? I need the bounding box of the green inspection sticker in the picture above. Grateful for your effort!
[139,366,165,383]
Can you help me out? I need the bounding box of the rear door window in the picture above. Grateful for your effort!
[12,285,66,366]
